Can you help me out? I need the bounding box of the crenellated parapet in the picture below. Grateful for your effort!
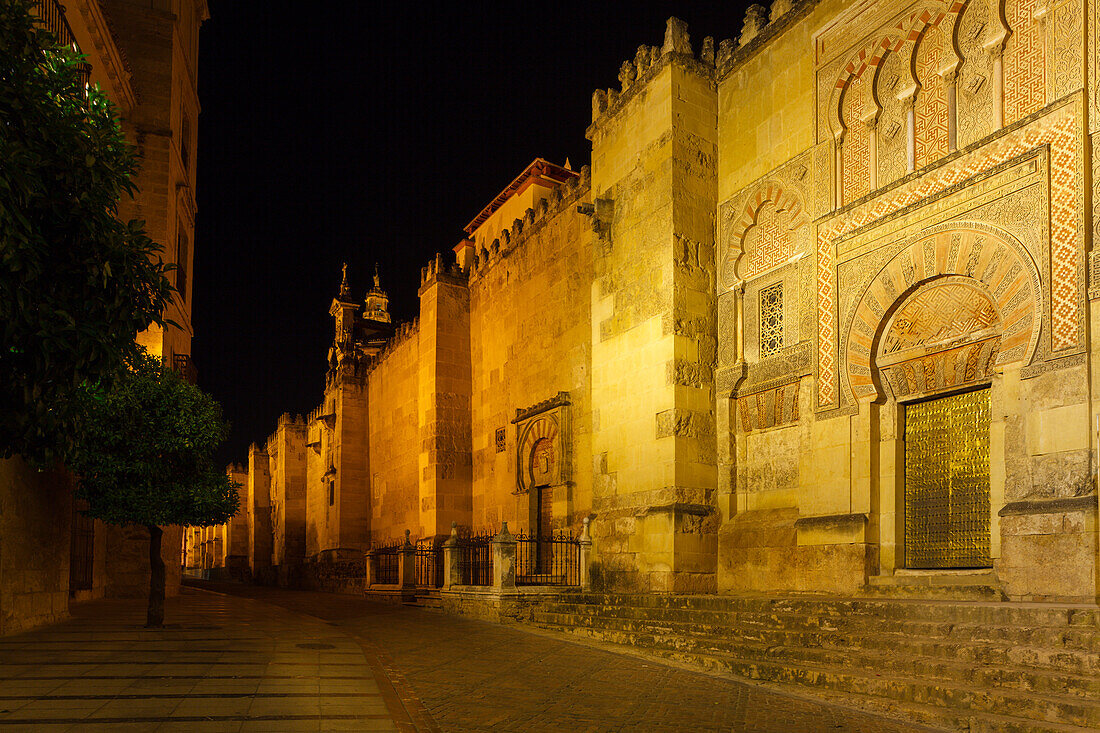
[468,164,591,281]
[587,4,816,136]
[364,317,420,370]
[715,0,813,79]
[276,412,307,429]
[588,18,717,137]
[419,252,467,292]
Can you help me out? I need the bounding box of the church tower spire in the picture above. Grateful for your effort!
[329,262,358,350]
[363,262,391,324]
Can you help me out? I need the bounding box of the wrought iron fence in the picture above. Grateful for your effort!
[370,541,401,585]
[457,530,493,586]
[414,537,443,588]
[514,531,580,586]
[68,499,94,592]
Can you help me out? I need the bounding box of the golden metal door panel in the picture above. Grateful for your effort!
[904,388,991,568]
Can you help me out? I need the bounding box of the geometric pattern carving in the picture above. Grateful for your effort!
[738,379,800,432]
[743,202,795,280]
[1048,113,1080,351]
[842,72,871,203]
[845,233,1038,403]
[760,282,784,358]
[881,282,999,357]
[817,104,1081,407]
[957,0,996,148]
[884,337,1000,398]
[914,25,949,167]
[876,50,909,187]
[725,182,809,286]
[1004,0,1046,124]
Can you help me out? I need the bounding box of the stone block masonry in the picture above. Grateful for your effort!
[228,3,1099,606]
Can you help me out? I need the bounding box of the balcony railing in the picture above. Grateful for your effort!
[31,0,91,91]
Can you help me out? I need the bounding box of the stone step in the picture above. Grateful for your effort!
[549,625,1100,730]
[539,599,1100,646]
[534,603,1100,658]
[546,594,1100,629]
[530,608,1100,672]
[532,612,1100,700]
[860,583,1007,601]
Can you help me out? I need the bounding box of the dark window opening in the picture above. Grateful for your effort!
[176,225,189,302]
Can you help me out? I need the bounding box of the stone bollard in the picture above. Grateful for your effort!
[364,549,375,588]
[579,516,593,591]
[399,529,416,589]
[492,521,517,591]
[442,521,460,588]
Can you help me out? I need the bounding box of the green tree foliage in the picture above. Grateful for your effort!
[0,0,174,463]
[70,352,238,626]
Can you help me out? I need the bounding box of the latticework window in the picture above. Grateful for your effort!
[760,282,783,358]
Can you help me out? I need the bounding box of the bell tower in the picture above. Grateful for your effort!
[363,264,391,324]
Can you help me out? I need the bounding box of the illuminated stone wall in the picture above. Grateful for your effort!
[468,183,595,536]
[267,415,307,579]
[235,0,1098,603]
[247,443,272,577]
[588,21,720,593]
[366,325,421,544]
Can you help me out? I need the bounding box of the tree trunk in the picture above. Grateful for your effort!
[146,524,165,627]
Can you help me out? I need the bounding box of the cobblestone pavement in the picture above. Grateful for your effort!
[0,588,414,732]
[197,582,938,733]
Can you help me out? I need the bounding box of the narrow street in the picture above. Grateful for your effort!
[0,583,933,732]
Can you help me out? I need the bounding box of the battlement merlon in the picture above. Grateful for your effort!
[587,5,810,137]
[419,252,468,294]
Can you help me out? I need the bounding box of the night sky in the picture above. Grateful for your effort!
[194,2,754,465]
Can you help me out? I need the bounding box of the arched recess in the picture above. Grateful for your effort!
[828,3,967,200]
[877,276,1001,398]
[843,226,1040,404]
[723,182,809,287]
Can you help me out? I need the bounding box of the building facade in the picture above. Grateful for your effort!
[1,0,207,635]
[231,0,1098,603]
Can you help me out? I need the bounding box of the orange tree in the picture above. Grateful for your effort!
[0,0,173,463]
[70,352,238,626]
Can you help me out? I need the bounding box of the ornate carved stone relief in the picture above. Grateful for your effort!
[512,393,572,495]
[815,99,1084,409]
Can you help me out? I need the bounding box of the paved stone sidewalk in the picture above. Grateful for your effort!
[0,588,421,732]
[197,582,938,733]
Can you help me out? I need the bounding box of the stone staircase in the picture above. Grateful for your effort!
[527,592,1100,732]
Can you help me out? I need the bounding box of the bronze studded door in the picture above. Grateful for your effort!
[904,388,992,569]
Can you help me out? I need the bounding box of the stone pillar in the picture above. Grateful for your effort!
[442,521,460,589]
[588,20,719,593]
[399,530,416,590]
[417,257,473,538]
[247,444,272,578]
[579,517,593,591]
[364,549,375,587]
[492,522,516,591]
